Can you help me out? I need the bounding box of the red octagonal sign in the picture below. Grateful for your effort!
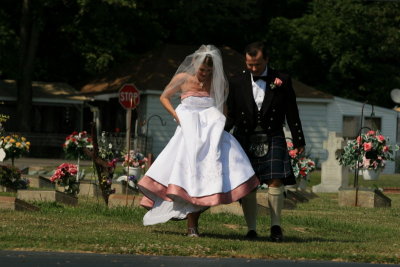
[119,84,140,109]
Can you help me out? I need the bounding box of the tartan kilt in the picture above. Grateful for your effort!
[249,135,296,186]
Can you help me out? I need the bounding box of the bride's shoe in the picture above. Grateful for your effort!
[187,227,200,237]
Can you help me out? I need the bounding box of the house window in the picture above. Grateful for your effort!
[343,116,360,139]
[342,116,381,139]
[364,116,381,132]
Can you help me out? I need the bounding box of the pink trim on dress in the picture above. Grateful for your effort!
[138,175,259,208]
[180,90,210,99]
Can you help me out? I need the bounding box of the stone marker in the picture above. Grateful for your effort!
[338,187,391,208]
[0,185,17,193]
[108,194,142,208]
[23,175,54,189]
[112,183,137,195]
[78,181,101,197]
[0,196,40,211]
[313,132,349,193]
[17,190,78,206]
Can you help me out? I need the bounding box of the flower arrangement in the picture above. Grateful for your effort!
[122,150,148,169]
[287,141,316,178]
[0,134,30,165]
[50,163,79,196]
[337,130,395,170]
[63,131,93,159]
[0,164,29,190]
[98,131,122,162]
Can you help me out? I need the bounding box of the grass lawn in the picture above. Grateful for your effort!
[0,171,399,264]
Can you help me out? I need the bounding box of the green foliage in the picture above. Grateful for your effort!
[267,0,400,108]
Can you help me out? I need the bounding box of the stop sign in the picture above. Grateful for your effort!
[119,84,140,109]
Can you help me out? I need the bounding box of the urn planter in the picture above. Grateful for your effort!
[362,169,381,181]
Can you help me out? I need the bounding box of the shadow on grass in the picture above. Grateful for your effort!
[152,230,355,243]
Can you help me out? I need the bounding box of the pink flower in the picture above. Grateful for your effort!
[367,130,375,136]
[356,136,362,144]
[274,78,282,87]
[289,149,298,158]
[363,142,372,151]
[383,146,389,152]
[362,157,371,168]
[270,78,283,89]
[377,135,385,142]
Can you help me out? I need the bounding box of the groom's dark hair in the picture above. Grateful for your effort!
[244,41,269,60]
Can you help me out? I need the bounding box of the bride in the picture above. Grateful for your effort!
[138,45,259,237]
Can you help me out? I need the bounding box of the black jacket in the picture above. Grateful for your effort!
[225,68,306,149]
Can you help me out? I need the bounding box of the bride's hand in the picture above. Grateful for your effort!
[173,112,180,125]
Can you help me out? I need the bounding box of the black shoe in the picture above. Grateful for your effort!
[270,225,283,242]
[245,230,258,239]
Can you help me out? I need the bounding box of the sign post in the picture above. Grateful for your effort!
[119,84,140,205]
[119,84,140,151]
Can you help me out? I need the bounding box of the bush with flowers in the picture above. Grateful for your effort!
[287,141,316,179]
[63,131,93,159]
[50,163,79,196]
[0,134,30,165]
[337,130,396,170]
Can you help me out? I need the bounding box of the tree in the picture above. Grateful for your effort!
[266,0,400,108]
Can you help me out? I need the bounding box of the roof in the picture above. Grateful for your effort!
[0,80,90,103]
[80,44,332,100]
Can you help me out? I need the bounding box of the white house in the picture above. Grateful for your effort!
[291,81,398,174]
[81,44,399,174]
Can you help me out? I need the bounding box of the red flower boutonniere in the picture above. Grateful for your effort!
[270,78,283,90]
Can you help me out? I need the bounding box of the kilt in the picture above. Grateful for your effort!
[249,135,296,186]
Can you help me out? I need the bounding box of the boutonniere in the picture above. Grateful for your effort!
[270,78,283,90]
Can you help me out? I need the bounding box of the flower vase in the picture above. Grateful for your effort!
[297,176,308,191]
[362,169,381,180]
[124,167,142,180]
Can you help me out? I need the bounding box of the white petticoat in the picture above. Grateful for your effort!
[138,96,256,226]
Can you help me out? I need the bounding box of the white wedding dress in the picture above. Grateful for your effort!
[138,95,258,226]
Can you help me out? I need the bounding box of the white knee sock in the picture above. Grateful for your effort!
[241,190,257,231]
[268,186,284,227]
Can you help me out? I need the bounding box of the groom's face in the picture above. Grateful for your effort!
[245,50,268,76]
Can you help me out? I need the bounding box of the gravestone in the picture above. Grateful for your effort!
[17,190,78,206]
[108,194,142,208]
[78,181,101,197]
[0,196,40,211]
[312,132,349,193]
[338,187,391,208]
[23,175,54,189]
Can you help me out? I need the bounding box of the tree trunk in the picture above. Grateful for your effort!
[17,0,40,132]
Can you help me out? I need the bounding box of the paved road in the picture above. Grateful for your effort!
[0,251,398,267]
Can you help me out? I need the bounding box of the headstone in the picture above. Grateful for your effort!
[108,194,142,208]
[78,181,101,197]
[0,185,17,193]
[338,187,391,208]
[0,196,40,211]
[112,183,137,195]
[313,132,349,193]
[23,175,54,189]
[17,190,78,206]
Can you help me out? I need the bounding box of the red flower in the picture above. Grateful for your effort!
[363,142,372,151]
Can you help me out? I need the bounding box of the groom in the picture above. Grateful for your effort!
[225,41,305,242]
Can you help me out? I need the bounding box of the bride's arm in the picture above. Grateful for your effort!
[160,73,186,124]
